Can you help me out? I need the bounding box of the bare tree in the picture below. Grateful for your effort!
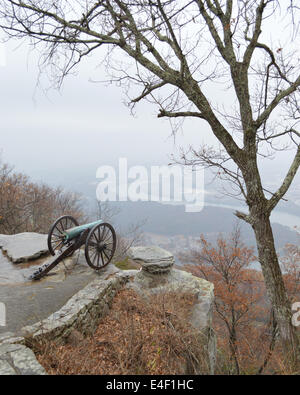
[181,225,259,374]
[0,159,85,233]
[90,199,145,260]
[91,200,121,223]
[1,0,299,364]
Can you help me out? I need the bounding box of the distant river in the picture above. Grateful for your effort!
[270,211,300,230]
[205,203,300,231]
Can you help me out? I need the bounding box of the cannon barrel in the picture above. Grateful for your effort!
[63,220,103,241]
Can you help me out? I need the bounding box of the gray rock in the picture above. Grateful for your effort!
[0,343,24,354]
[0,235,9,248]
[0,233,48,263]
[128,246,174,274]
[0,359,17,375]
[128,246,174,263]
[0,332,25,347]
[10,346,46,375]
[0,343,46,375]
[0,332,17,344]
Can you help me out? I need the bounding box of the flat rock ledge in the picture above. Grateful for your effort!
[128,246,174,274]
[0,233,48,263]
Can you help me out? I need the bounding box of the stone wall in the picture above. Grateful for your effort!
[20,273,129,343]
[0,271,130,374]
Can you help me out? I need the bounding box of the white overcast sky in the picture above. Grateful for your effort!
[0,39,218,184]
[0,8,299,213]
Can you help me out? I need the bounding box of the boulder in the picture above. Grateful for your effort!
[127,246,174,274]
[0,233,48,263]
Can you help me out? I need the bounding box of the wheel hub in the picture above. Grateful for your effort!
[97,243,106,252]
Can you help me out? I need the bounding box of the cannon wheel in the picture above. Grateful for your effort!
[85,223,116,270]
[47,215,79,256]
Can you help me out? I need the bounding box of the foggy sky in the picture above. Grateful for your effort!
[0,36,299,219]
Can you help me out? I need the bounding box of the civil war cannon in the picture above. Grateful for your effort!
[30,215,116,281]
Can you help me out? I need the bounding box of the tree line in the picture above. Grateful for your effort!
[0,159,85,234]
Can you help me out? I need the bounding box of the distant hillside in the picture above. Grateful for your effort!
[111,201,299,253]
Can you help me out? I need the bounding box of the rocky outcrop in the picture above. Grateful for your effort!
[0,235,215,375]
[0,233,48,263]
[127,246,216,374]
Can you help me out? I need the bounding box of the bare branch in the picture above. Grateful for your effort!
[131,81,166,103]
[255,74,300,128]
[157,109,205,118]
[268,144,300,211]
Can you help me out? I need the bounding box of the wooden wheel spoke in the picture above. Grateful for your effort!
[100,251,105,265]
[103,249,110,260]
[52,232,63,239]
[59,221,65,232]
[103,228,110,241]
[104,250,113,258]
[53,239,64,250]
[94,230,100,242]
[55,226,64,235]
[90,248,98,258]
[94,235,100,243]
[52,238,63,246]
[89,241,98,248]
[89,246,97,260]
[104,243,113,251]
[98,227,102,242]
[51,234,62,241]
[92,252,98,266]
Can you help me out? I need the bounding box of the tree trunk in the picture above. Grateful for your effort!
[229,329,240,375]
[252,212,299,368]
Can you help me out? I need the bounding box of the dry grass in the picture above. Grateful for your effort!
[34,288,209,375]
